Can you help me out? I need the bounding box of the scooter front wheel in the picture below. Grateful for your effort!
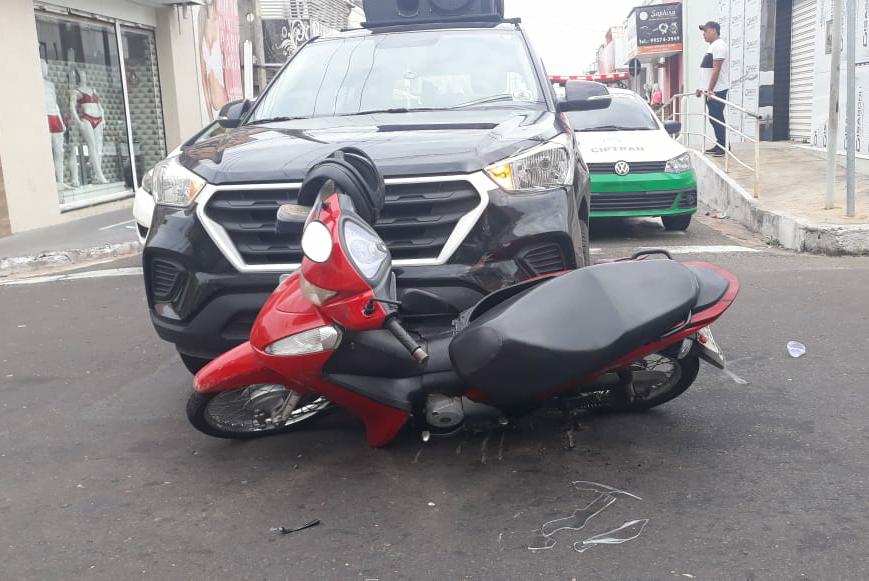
[187,385,333,439]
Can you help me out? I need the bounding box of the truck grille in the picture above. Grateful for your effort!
[203,180,482,266]
[591,192,678,212]
[587,161,667,174]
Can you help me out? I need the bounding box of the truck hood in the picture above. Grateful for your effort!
[574,128,685,164]
[179,109,561,184]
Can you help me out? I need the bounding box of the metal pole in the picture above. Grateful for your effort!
[754,117,761,198]
[825,0,843,209]
[845,0,857,216]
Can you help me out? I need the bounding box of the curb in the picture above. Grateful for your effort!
[0,240,143,279]
[691,152,869,256]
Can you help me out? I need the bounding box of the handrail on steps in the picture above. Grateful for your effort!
[658,92,763,198]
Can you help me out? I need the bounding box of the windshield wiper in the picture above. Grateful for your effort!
[449,94,535,109]
[578,125,653,132]
[245,116,307,126]
[338,107,440,116]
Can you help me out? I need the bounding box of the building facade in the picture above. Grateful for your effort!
[0,0,361,238]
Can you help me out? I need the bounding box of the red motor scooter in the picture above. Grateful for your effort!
[188,149,739,447]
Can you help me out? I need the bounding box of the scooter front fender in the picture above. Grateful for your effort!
[193,341,283,394]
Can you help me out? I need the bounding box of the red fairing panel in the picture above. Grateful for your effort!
[194,341,284,394]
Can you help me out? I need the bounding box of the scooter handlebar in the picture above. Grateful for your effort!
[384,317,429,366]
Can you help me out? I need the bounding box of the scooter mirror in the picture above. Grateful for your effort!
[275,204,311,235]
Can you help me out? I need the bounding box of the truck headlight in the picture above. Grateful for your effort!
[344,220,389,279]
[485,133,575,193]
[141,167,154,195]
[264,325,341,356]
[151,159,206,207]
[665,153,692,174]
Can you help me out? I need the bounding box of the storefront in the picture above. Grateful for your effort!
[0,0,247,236]
[624,1,684,104]
[35,9,167,211]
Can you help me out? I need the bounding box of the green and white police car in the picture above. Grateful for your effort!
[568,88,696,231]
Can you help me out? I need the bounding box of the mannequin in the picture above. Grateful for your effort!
[69,68,108,184]
[42,59,69,190]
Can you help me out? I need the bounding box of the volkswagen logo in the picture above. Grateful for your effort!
[614,161,631,176]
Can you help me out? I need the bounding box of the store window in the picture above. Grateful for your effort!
[37,14,131,207]
[36,12,167,210]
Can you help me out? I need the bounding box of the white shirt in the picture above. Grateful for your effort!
[699,38,729,93]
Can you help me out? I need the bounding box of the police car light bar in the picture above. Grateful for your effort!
[550,72,631,85]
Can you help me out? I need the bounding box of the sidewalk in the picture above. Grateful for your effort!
[692,142,869,255]
[0,205,142,278]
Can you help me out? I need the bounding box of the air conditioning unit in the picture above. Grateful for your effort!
[363,0,505,28]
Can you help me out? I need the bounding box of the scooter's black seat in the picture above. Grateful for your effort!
[449,260,700,405]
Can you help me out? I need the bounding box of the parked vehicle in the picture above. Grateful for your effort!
[133,120,227,243]
[142,9,594,374]
[568,85,697,231]
[187,149,739,447]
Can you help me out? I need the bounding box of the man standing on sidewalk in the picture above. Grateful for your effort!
[696,21,729,157]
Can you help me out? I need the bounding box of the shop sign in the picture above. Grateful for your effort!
[626,2,683,59]
[263,19,340,63]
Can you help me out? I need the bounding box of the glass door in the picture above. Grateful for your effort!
[121,27,167,188]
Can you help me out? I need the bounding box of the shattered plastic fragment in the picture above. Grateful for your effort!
[540,494,616,536]
[572,480,642,501]
[527,529,557,551]
[270,519,320,535]
[787,341,806,358]
[573,519,649,553]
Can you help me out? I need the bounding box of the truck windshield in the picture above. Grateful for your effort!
[567,94,659,132]
[250,29,543,121]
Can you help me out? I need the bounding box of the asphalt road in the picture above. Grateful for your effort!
[2,215,869,580]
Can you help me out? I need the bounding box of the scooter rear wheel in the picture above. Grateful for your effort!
[187,385,333,439]
[584,354,700,413]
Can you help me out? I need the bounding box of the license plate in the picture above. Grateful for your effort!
[695,326,726,369]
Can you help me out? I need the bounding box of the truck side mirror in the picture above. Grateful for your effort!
[217,99,253,129]
[557,96,613,113]
[275,204,311,235]
[664,121,682,136]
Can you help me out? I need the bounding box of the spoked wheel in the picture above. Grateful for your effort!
[187,385,333,439]
[578,354,700,413]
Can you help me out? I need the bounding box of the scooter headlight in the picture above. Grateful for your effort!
[264,325,342,356]
[343,220,389,279]
[485,133,575,193]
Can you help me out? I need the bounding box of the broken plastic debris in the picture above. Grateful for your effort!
[540,494,616,537]
[573,519,649,553]
[787,341,806,358]
[572,481,642,501]
[527,529,557,552]
[270,519,320,535]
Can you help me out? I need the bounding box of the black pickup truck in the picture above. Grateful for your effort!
[141,4,595,372]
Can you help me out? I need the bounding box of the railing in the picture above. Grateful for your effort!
[658,92,764,198]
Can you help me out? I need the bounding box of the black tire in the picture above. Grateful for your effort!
[179,353,210,375]
[585,354,700,413]
[187,387,333,439]
[579,218,591,267]
[662,214,693,231]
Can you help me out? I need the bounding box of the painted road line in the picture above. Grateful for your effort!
[0,267,143,286]
[635,245,761,254]
[98,219,135,231]
[593,245,760,256]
